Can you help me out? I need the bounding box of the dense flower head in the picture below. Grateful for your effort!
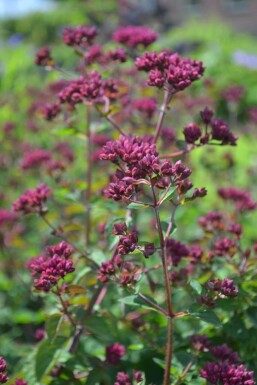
[99,135,157,165]
[12,379,28,385]
[108,47,127,62]
[12,184,51,215]
[213,237,237,257]
[20,149,52,170]
[161,127,176,145]
[39,102,61,121]
[0,209,18,226]
[183,123,202,144]
[114,372,131,385]
[58,71,104,107]
[105,343,126,365]
[112,25,158,48]
[190,334,210,351]
[207,278,239,298]
[112,222,128,235]
[218,187,256,212]
[166,239,189,266]
[104,178,134,201]
[211,344,239,363]
[27,241,75,292]
[100,135,197,201]
[34,328,45,341]
[98,259,116,282]
[222,85,245,103]
[35,47,53,66]
[198,211,224,232]
[200,106,214,125]
[62,25,97,47]
[200,361,255,385]
[211,119,238,145]
[189,244,204,263]
[136,51,204,92]
[46,241,73,258]
[0,356,8,383]
[132,97,157,119]
[117,231,138,255]
[228,223,242,238]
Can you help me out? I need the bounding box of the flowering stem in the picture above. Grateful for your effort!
[68,283,107,353]
[137,292,169,317]
[85,105,92,247]
[96,105,127,136]
[54,288,76,327]
[151,185,173,385]
[154,89,172,144]
[164,203,178,241]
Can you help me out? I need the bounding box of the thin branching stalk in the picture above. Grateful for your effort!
[151,185,173,385]
[154,89,172,143]
[85,105,92,247]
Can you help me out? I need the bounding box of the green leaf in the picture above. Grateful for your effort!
[153,357,165,369]
[53,127,77,136]
[127,202,149,210]
[159,186,176,204]
[46,313,62,342]
[35,337,66,381]
[189,310,221,326]
[189,280,203,295]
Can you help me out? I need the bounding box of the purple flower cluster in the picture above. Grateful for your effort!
[35,47,53,66]
[161,127,176,145]
[132,98,157,119]
[207,278,239,298]
[211,119,238,145]
[84,45,127,65]
[211,344,239,363]
[135,51,204,92]
[27,241,75,292]
[11,380,28,385]
[105,343,126,365]
[218,187,256,212]
[112,25,157,48]
[58,71,104,107]
[222,86,245,104]
[213,237,237,257]
[0,209,18,226]
[113,222,139,255]
[183,123,202,144]
[166,239,189,266]
[63,25,97,47]
[200,361,255,385]
[20,149,52,170]
[190,334,210,352]
[114,371,143,385]
[39,102,61,121]
[183,107,238,146]
[0,357,8,383]
[97,254,140,287]
[198,211,224,232]
[100,135,196,201]
[12,184,51,215]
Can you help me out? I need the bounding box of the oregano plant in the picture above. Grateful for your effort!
[0,24,256,385]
